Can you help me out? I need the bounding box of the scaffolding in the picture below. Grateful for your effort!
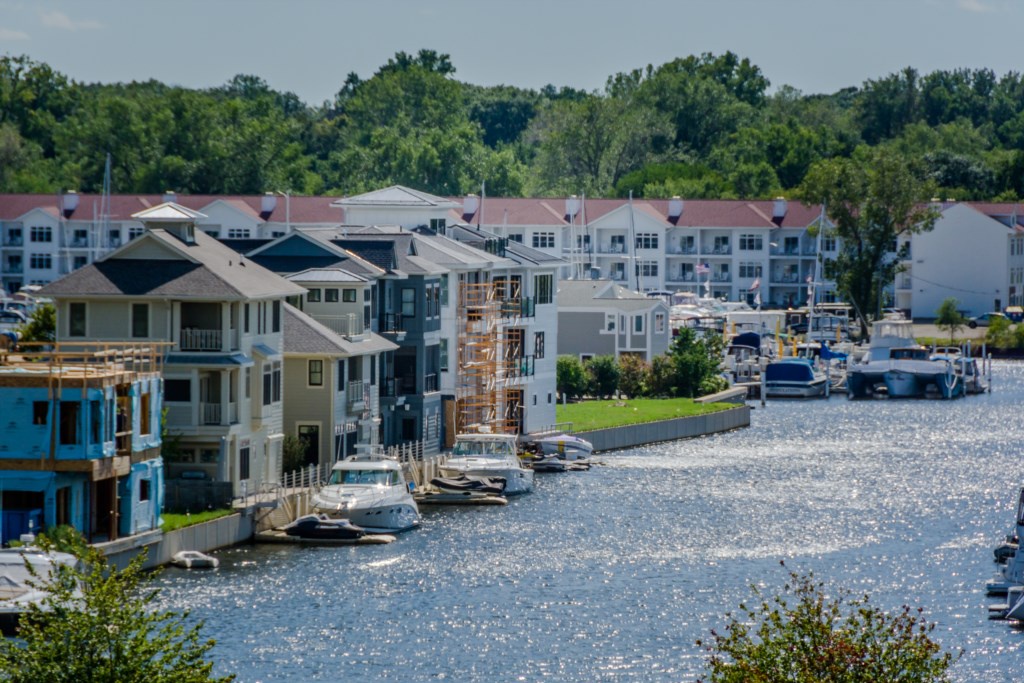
[455,279,527,435]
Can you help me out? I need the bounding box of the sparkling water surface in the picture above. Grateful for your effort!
[154,362,1024,682]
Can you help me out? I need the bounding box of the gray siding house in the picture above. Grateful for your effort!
[556,280,671,362]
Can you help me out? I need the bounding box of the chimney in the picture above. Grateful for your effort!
[163,190,177,204]
[463,193,480,216]
[61,190,80,215]
[772,197,788,221]
[566,195,581,218]
[668,196,684,219]
[261,192,278,213]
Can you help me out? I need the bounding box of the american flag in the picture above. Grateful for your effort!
[695,262,710,275]
[748,277,761,291]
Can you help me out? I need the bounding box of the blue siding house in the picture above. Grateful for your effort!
[0,343,165,544]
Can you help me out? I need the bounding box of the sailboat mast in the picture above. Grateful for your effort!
[628,191,638,292]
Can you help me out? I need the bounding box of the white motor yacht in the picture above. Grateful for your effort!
[441,433,534,495]
[311,455,420,533]
[0,547,79,636]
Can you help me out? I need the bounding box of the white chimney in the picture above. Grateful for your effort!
[463,194,480,215]
[772,197,788,220]
[62,190,80,213]
[668,196,684,219]
[261,192,278,213]
[163,190,177,204]
[566,195,581,218]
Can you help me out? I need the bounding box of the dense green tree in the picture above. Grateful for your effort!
[585,355,620,399]
[698,569,957,682]
[800,149,940,337]
[556,355,588,400]
[617,354,650,398]
[856,67,921,144]
[0,532,232,682]
[649,328,724,398]
[16,301,56,344]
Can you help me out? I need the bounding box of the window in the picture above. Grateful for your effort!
[440,339,449,371]
[227,228,251,239]
[532,232,555,249]
[59,401,81,445]
[739,234,763,251]
[7,227,22,244]
[128,227,144,240]
[90,400,101,444]
[739,263,762,279]
[308,359,323,386]
[273,361,282,402]
[610,234,626,252]
[640,261,658,277]
[655,313,666,333]
[635,233,659,249]
[29,254,52,270]
[131,303,149,338]
[272,300,281,332]
[401,418,417,441]
[139,479,150,502]
[605,313,616,332]
[401,288,416,317]
[440,274,449,306]
[204,230,220,239]
[430,218,447,233]
[239,447,250,481]
[30,226,52,242]
[69,302,86,337]
[534,274,553,305]
[244,304,250,333]
[508,234,523,243]
[634,315,644,334]
[165,379,191,402]
[534,332,545,359]
[73,256,87,269]
[307,289,321,303]
[33,401,48,425]
[272,231,285,238]
[325,288,339,302]
[263,363,272,406]
[713,235,730,252]
[108,229,120,245]
[337,360,345,390]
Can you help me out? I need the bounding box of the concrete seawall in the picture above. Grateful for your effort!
[101,512,254,570]
[577,405,750,453]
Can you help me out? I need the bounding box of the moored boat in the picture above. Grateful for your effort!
[311,454,420,533]
[441,433,534,495]
[763,358,827,398]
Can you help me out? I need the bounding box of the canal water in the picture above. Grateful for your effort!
[155,363,1024,682]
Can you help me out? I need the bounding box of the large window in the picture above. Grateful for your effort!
[739,262,762,279]
[640,261,658,277]
[532,232,555,249]
[165,379,190,402]
[272,300,281,333]
[635,233,659,249]
[343,288,357,302]
[534,332,545,359]
[325,288,339,302]
[822,234,837,252]
[69,302,86,337]
[401,288,416,317]
[30,226,52,242]
[239,446,250,481]
[739,234,763,251]
[307,288,321,303]
[534,274,553,305]
[227,228,251,239]
[131,303,149,338]
[29,254,51,270]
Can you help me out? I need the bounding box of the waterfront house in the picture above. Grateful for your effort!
[0,343,164,544]
[556,280,671,362]
[39,203,306,502]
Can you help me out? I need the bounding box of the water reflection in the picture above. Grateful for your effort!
[155,363,1024,682]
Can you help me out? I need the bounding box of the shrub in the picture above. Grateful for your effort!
[556,355,588,400]
[618,354,651,398]
[586,355,620,398]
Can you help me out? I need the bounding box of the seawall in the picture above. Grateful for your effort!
[99,512,254,570]
[577,405,750,453]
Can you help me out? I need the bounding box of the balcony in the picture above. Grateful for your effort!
[313,313,365,338]
[382,313,405,334]
[770,246,803,257]
[701,246,731,255]
[2,263,22,274]
[597,244,627,254]
[380,378,396,398]
[500,297,535,319]
[771,273,803,284]
[507,355,535,379]
[3,236,22,247]
[200,402,221,426]
[180,328,222,352]
[347,380,367,410]
[712,273,732,283]
[424,373,439,393]
[666,245,697,255]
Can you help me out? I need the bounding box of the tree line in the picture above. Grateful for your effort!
[4,49,1024,201]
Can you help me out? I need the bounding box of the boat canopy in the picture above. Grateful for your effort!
[765,359,816,382]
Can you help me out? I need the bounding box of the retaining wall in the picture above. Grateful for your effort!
[577,405,750,453]
[100,512,254,570]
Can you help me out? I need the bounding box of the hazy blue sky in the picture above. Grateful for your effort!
[2,0,1021,105]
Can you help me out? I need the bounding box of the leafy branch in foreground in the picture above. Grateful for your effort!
[697,565,958,683]
[0,529,232,683]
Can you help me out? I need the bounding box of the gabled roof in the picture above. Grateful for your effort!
[41,228,305,300]
[332,185,459,209]
[446,224,565,266]
[556,279,661,312]
[283,303,397,356]
[131,202,206,222]
[285,267,368,284]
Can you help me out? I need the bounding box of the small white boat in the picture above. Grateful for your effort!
[170,550,220,569]
[311,454,420,533]
[532,434,593,460]
[441,433,534,495]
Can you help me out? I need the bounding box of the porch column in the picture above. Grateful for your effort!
[220,369,230,426]
[220,303,230,352]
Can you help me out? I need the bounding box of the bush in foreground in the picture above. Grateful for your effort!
[698,567,957,683]
[0,529,232,683]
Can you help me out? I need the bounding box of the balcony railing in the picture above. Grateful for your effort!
[508,355,535,379]
[712,273,732,283]
[610,272,627,281]
[500,297,535,319]
[701,246,732,255]
[347,380,367,409]
[380,378,396,398]
[200,402,221,425]
[180,328,222,352]
[314,313,365,337]
[666,246,697,255]
[3,237,23,247]
[382,313,405,334]
[770,246,803,256]
[771,274,803,284]
[2,263,22,274]
[597,244,627,254]
[424,373,439,393]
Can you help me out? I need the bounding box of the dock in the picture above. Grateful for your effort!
[415,491,508,506]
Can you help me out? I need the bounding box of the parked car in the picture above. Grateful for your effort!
[968,312,1008,328]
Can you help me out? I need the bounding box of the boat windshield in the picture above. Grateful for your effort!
[452,439,515,457]
[328,469,395,486]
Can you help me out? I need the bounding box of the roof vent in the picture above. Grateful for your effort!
[668,196,684,218]
[463,194,480,216]
[163,190,177,204]
[566,195,581,218]
[61,190,80,215]
[772,197,788,220]
[261,192,277,214]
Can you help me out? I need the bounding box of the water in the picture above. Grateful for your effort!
[155,363,1024,682]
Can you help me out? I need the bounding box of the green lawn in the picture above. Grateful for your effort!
[161,509,235,532]
[555,397,731,432]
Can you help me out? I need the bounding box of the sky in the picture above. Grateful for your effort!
[1,0,1022,106]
